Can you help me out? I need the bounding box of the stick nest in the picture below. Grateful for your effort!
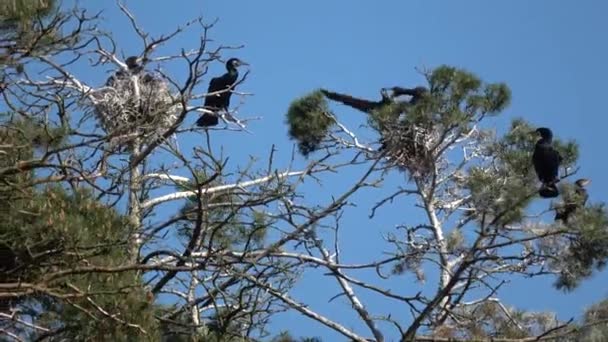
[90,73,180,145]
[380,121,439,178]
[372,103,440,179]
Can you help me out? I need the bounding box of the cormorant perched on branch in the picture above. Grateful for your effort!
[532,127,562,198]
[555,178,590,222]
[106,56,151,87]
[196,58,248,127]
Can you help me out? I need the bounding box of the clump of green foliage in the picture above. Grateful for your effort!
[0,0,55,23]
[286,90,334,157]
[552,204,608,291]
[465,119,579,227]
[0,119,160,340]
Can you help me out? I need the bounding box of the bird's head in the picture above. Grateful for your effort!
[226,58,248,71]
[380,88,391,100]
[575,178,591,188]
[125,56,142,70]
[535,127,553,141]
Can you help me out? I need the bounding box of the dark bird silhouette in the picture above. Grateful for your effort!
[555,178,590,223]
[319,86,428,152]
[106,56,145,87]
[196,58,248,127]
[389,86,429,105]
[532,127,562,198]
[104,56,161,125]
[320,88,391,113]
[379,86,428,152]
[320,86,427,114]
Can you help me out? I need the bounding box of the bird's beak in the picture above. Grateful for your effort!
[576,178,591,187]
[239,61,250,66]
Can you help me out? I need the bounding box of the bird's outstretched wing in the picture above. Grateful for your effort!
[320,89,385,113]
[390,86,428,104]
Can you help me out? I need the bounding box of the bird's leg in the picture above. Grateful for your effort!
[220,109,239,124]
[221,110,253,134]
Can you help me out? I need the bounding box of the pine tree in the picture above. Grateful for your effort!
[1,1,606,341]
[286,65,608,340]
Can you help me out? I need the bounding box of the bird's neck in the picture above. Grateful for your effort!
[227,68,238,76]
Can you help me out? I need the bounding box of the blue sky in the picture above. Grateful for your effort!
[66,0,608,339]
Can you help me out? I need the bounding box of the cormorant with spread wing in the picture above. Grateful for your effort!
[320,88,392,113]
[555,178,590,222]
[532,127,562,198]
[320,86,428,114]
[389,86,429,105]
[196,58,248,127]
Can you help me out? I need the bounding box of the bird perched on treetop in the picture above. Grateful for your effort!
[555,178,590,223]
[196,58,248,127]
[532,127,562,198]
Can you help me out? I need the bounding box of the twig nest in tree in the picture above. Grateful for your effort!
[286,90,334,157]
[90,72,180,146]
[372,103,439,179]
[380,122,438,178]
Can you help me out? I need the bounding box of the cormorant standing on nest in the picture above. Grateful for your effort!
[125,56,143,73]
[532,127,562,198]
[106,56,147,87]
[196,58,248,127]
[555,178,590,222]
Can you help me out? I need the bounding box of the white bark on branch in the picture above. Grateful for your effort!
[317,245,385,342]
[142,173,191,183]
[241,273,369,342]
[141,169,311,209]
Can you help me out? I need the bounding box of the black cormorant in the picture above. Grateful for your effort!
[389,86,429,105]
[106,56,146,87]
[532,127,562,198]
[555,178,590,222]
[196,58,248,127]
[125,56,143,73]
[379,86,428,151]
[320,88,392,113]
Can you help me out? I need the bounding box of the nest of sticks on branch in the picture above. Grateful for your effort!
[90,71,180,148]
[378,117,439,179]
[318,86,438,179]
